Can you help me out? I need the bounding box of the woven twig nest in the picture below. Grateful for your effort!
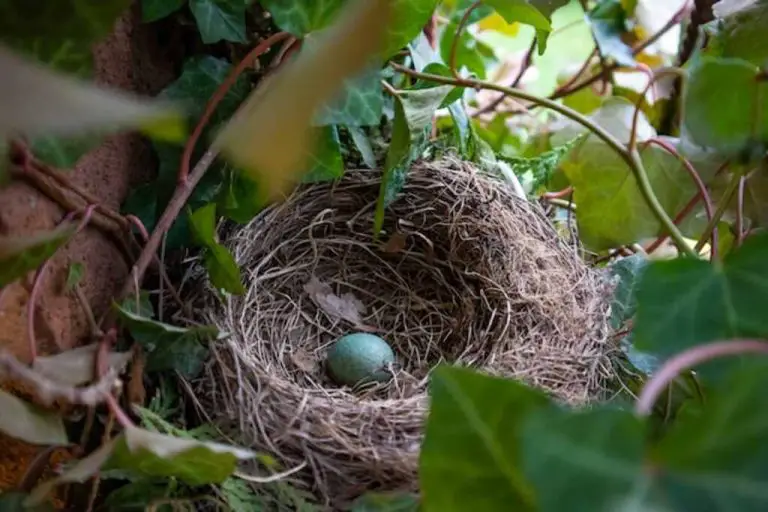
[190,158,614,506]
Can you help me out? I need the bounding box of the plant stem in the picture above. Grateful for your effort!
[694,171,741,253]
[392,63,697,258]
[635,339,768,416]
[449,1,481,78]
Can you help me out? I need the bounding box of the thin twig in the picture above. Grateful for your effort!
[28,205,95,360]
[694,172,741,253]
[449,1,482,78]
[391,63,697,257]
[473,38,538,117]
[73,283,102,338]
[628,68,685,152]
[736,175,747,246]
[635,339,768,416]
[541,186,573,200]
[233,461,307,484]
[178,31,292,184]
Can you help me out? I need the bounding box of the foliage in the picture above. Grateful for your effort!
[3,0,768,510]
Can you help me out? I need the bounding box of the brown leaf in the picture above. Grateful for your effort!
[382,231,407,254]
[303,276,367,328]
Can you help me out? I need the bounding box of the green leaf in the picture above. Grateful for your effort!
[0,0,131,76]
[103,478,174,511]
[217,166,264,224]
[30,135,103,169]
[142,0,186,22]
[652,361,768,509]
[114,302,219,378]
[634,233,768,358]
[0,48,184,142]
[607,254,648,330]
[105,426,256,486]
[0,390,68,446]
[189,0,247,44]
[683,56,768,160]
[351,492,419,511]
[439,20,494,79]
[520,406,650,512]
[315,64,383,127]
[502,137,580,194]
[0,492,53,512]
[587,0,635,67]
[0,223,75,288]
[188,203,218,247]
[65,261,85,292]
[32,343,132,386]
[261,0,438,57]
[709,0,768,68]
[420,365,549,511]
[204,244,246,295]
[302,125,344,182]
[413,63,465,107]
[484,0,569,54]
[347,125,378,168]
[373,85,453,234]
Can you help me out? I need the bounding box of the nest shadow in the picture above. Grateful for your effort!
[190,158,615,506]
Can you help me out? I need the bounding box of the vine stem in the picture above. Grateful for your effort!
[122,33,289,300]
[391,63,697,258]
[28,205,95,360]
[473,38,538,117]
[635,339,768,416]
[693,171,742,253]
[177,31,292,184]
[628,67,684,153]
[644,137,717,260]
[449,1,481,78]
[736,176,746,246]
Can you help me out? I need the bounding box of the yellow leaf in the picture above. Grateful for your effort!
[138,115,187,143]
[476,12,520,37]
[214,0,391,203]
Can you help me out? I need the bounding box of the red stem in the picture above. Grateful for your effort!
[104,393,134,428]
[125,214,150,241]
[644,138,717,260]
[542,186,573,200]
[736,176,746,247]
[449,2,482,78]
[28,205,95,361]
[628,68,678,152]
[177,31,292,184]
[635,339,768,416]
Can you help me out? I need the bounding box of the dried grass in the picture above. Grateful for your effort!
[187,158,616,507]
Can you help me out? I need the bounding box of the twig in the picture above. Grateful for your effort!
[473,38,538,117]
[0,351,117,406]
[73,283,102,338]
[644,137,716,260]
[28,205,95,360]
[694,172,741,253]
[234,461,307,484]
[178,31,291,184]
[449,1,482,78]
[391,63,697,258]
[17,446,57,492]
[635,339,768,416]
[736,176,747,246]
[628,68,685,152]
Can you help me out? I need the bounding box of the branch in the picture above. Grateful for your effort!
[473,38,537,117]
[449,1,482,79]
[391,63,697,258]
[635,339,768,416]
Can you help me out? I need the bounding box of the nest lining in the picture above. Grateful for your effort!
[189,158,615,505]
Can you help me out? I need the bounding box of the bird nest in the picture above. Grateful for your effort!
[189,158,615,507]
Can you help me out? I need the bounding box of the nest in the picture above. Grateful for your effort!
[189,158,615,507]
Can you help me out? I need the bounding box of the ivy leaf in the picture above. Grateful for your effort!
[315,64,383,127]
[0,47,185,143]
[302,125,344,182]
[484,0,569,54]
[103,478,174,510]
[26,438,119,507]
[215,0,390,204]
[439,20,495,79]
[709,0,768,68]
[0,390,69,446]
[347,125,378,168]
[65,262,85,292]
[420,365,548,511]
[683,56,768,161]
[189,204,245,295]
[114,302,220,378]
[217,166,263,224]
[0,223,76,288]
[373,84,454,234]
[189,0,247,44]
[105,426,256,486]
[634,233,768,358]
[652,361,768,509]
[260,0,438,58]
[30,135,103,169]
[0,0,131,76]
[586,0,635,67]
[32,343,132,386]
[351,492,419,511]
[501,137,580,194]
[520,406,650,512]
[142,0,187,22]
[413,63,466,107]
[607,254,648,330]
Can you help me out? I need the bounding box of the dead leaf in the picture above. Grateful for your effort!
[32,343,132,386]
[382,232,407,254]
[0,389,68,446]
[126,344,146,407]
[303,277,368,328]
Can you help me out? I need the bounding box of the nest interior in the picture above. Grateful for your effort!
[191,158,614,505]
